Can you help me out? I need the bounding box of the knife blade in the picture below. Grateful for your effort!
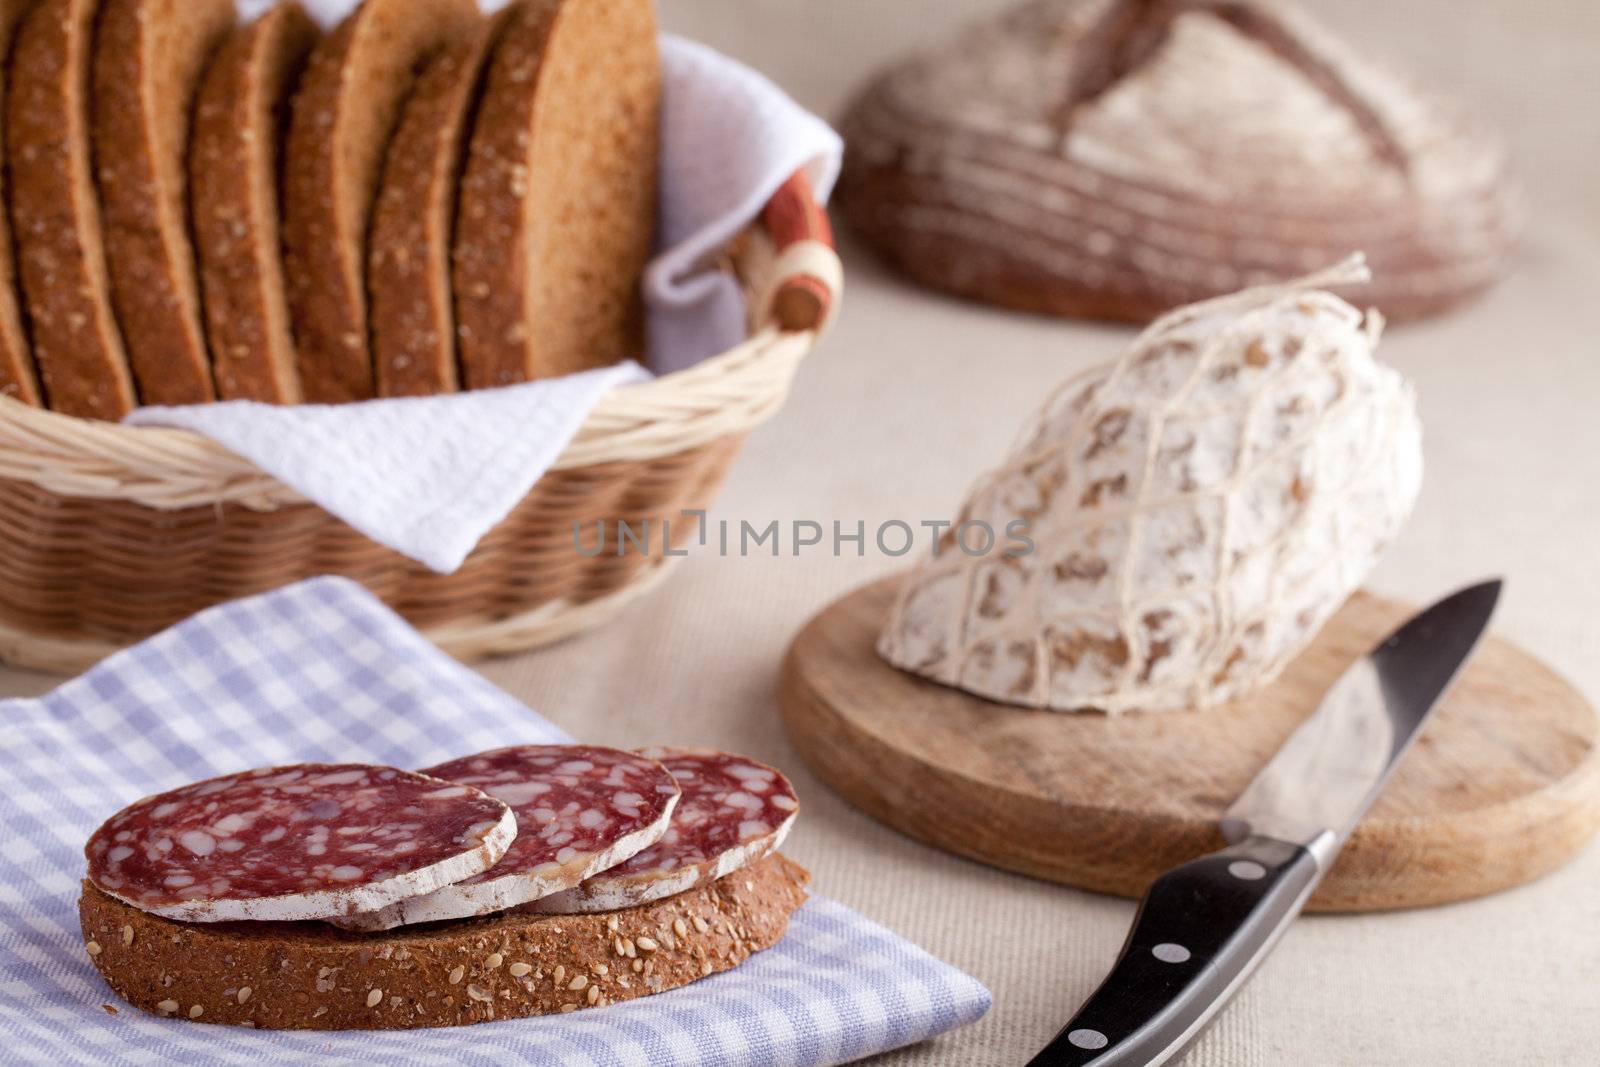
[1028,580,1503,1067]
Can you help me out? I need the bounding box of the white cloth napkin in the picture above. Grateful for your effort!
[647,35,841,373]
[0,577,991,1066]
[127,16,842,575]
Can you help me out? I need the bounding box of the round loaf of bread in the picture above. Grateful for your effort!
[80,853,809,1029]
[836,0,1520,322]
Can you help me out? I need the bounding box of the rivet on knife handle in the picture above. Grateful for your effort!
[1028,834,1327,1066]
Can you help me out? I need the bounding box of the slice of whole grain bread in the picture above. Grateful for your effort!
[454,0,659,389]
[93,0,235,406]
[191,3,319,404]
[370,14,505,398]
[8,0,137,419]
[0,0,41,406]
[282,0,477,403]
[81,853,809,1029]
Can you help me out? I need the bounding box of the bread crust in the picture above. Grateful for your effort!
[453,0,659,389]
[836,0,1521,323]
[80,854,809,1029]
[93,0,233,406]
[191,3,317,404]
[282,0,477,403]
[370,16,504,397]
[0,1,41,405]
[8,0,137,419]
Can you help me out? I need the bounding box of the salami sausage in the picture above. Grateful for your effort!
[84,763,515,923]
[530,747,799,914]
[333,745,680,930]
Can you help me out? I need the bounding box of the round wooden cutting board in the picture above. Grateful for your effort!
[780,577,1600,912]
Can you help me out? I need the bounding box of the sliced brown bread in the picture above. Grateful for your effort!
[191,4,318,404]
[370,15,504,398]
[7,0,137,420]
[454,0,659,389]
[282,0,477,403]
[93,0,234,406]
[80,853,809,1030]
[0,1,41,406]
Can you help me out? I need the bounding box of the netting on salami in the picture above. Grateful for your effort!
[333,744,681,930]
[531,747,800,914]
[84,763,516,922]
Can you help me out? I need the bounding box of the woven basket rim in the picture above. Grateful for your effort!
[0,319,786,461]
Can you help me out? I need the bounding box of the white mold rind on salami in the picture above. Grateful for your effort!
[333,745,680,931]
[878,256,1424,714]
[85,763,516,923]
[531,747,800,915]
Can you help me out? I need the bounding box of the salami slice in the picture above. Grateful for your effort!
[530,747,799,915]
[85,763,516,923]
[333,745,680,931]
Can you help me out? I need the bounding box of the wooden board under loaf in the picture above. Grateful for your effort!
[454,0,659,388]
[781,578,1600,912]
[8,0,137,419]
[0,1,40,406]
[283,0,477,403]
[80,854,809,1029]
[191,3,318,404]
[93,0,234,406]
[370,16,505,397]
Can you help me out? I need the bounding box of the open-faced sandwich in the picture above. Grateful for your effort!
[79,744,804,1029]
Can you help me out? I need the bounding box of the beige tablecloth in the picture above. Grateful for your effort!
[6,2,1595,1063]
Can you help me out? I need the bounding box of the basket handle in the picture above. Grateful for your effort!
[756,169,842,334]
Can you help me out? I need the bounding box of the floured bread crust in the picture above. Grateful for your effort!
[454,0,659,388]
[879,258,1423,714]
[283,0,477,402]
[370,15,504,397]
[80,854,810,1029]
[0,1,41,405]
[838,0,1521,322]
[94,0,234,406]
[191,3,318,404]
[8,0,137,419]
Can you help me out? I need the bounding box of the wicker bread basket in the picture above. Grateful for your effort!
[0,171,840,673]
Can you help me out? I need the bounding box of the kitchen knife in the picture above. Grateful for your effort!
[1028,579,1503,1067]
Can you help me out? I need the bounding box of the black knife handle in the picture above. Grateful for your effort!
[1028,835,1325,1067]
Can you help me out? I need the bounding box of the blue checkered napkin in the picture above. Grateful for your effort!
[0,577,989,1065]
